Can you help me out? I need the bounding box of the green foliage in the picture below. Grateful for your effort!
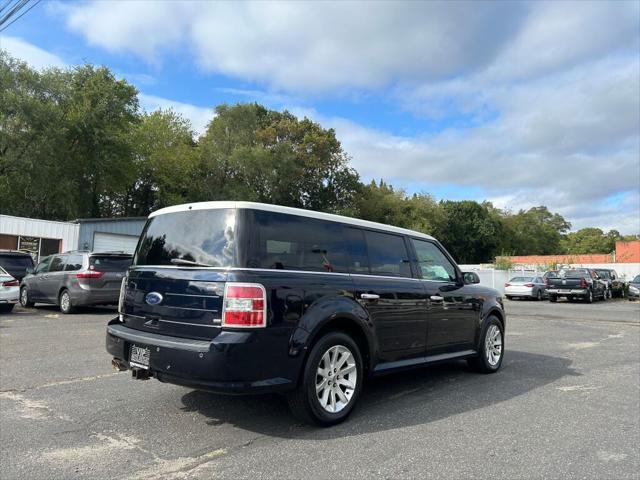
[194,103,360,214]
[494,256,514,271]
[560,227,624,254]
[501,206,571,255]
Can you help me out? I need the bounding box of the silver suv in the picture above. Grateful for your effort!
[20,251,132,313]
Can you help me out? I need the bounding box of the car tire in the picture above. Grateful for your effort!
[505,295,512,300]
[549,295,557,303]
[287,331,363,427]
[586,289,593,304]
[59,289,75,314]
[468,316,504,373]
[20,287,34,308]
[0,304,15,313]
[536,289,542,301]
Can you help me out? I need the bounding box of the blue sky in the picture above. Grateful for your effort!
[1,1,639,233]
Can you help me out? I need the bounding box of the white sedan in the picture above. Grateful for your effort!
[504,275,547,301]
[0,266,20,313]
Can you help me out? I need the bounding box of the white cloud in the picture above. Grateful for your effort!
[138,93,214,136]
[60,1,638,93]
[0,36,66,69]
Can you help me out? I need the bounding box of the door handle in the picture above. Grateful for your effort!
[360,293,380,300]
[430,295,444,302]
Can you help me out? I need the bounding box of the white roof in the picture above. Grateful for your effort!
[150,201,435,241]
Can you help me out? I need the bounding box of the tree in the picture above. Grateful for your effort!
[501,206,571,255]
[195,103,360,214]
[561,228,621,254]
[121,110,197,216]
[0,53,139,219]
[436,200,503,263]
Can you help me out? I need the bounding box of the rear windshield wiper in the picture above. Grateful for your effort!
[169,258,214,267]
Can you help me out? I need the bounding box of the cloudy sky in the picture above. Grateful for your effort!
[1,1,639,233]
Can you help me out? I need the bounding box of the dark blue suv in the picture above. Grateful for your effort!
[107,202,505,426]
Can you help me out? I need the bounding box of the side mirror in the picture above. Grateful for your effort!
[462,272,480,284]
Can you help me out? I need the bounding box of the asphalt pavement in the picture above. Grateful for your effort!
[1,299,639,479]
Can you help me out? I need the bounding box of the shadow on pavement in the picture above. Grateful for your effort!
[180,350,579,439]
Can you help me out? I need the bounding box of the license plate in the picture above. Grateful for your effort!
[129,344,150,369]
[559,290,571,293]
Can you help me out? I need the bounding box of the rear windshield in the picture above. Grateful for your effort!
[510,277,534,282]
[561,269,589,278]
[0,255,34,270]
[134,209,236,267]
[90,256,132,271]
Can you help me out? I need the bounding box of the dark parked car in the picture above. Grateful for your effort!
[20,251,133,313]
[107,202,506,426]
[593,269,625,298]
[628,275,640,300]
[546,268,607,303]
[0,250,35,282]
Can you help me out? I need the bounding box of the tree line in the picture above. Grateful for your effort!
[0,52,634,263]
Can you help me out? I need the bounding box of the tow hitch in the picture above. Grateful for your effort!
[131,368,151,380]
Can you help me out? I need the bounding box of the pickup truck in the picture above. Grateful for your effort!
[545,268,607,303]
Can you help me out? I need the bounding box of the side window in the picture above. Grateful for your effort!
[246,211,349,273]
[345,228,370,274]
[411,239,457,282]
[64,255,83,271]
[363,230,412,278]
[49,256,66,272]
[35,256,53,274]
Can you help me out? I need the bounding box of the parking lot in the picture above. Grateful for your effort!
[1,299,639,479]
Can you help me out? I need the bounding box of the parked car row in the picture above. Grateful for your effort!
[0,249,132,314]
[505,267,638,304]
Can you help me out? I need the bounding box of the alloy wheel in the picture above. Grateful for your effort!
[315,345,357,413]
[60,292,70,312]
[20,288,28,306]
[485,325,502,366]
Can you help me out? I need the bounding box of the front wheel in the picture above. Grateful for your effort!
[287,331,363,427]
[20,287,34,308]
[536,289,542,301]
[468,317,504,373]
[549,295,557,303]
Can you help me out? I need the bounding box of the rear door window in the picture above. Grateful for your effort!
[410,239,457,282]
[48,256,66,272]
[90,256,132,272]
[243,210,349,273]
[345,228,370,274]
[363,230,412,278]
[64,255,83,271]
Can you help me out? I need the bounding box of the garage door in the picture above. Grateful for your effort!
[93,232,139,254]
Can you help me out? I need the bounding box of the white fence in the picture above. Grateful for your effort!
[459,263,640,295]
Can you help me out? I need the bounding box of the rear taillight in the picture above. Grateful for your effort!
[76,270,104,279]
[579,278,587,288]
[2,280,19,287]
[222,283,267,328]
[118,278,126,314]
[524,283,534,287]
[505,283,511,287]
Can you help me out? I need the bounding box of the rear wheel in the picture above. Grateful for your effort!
[585,289,593,304]
[0,304,15,313]
[20,287,34,308]
[59,289,75,314]
[468,316,504,373]
[549,295,557,303]
[287,331,363,426]
[536,289,542,301]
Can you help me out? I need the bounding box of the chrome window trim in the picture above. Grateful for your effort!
[164,292,221,299]
[148,201,435,241]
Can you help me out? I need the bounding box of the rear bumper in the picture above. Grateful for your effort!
[106,320,296,394]
[0,287,19,304]
[547,288,588,296]
[504,287,535,297]
[71,288,120,306]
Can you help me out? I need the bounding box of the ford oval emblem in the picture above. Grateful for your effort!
[145,292,163,306]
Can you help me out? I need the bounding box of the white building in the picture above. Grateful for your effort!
[0,215,80,262]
